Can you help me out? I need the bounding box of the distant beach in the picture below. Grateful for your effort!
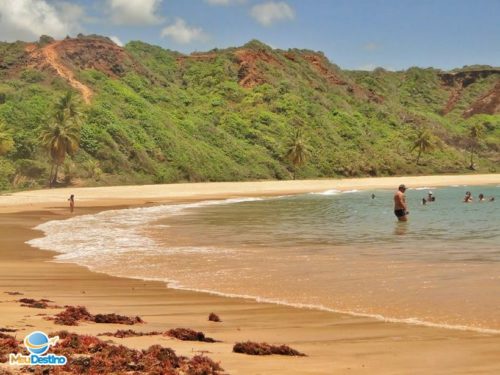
[1,174,500,374]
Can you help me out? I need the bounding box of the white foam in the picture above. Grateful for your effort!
[163,281,500,335]
[309,189,341,196]
[341,189,359,194]
[412,187,437,191]
[27,197,264,258]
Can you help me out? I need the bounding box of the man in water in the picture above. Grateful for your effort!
[394,184,408,221]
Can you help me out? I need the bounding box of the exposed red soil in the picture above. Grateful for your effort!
[233,341,306,356]
[234,48,282,88]
[439,69,500,116]
[25,37,136,104]
[463,80,500,118]
[303,53,383,103]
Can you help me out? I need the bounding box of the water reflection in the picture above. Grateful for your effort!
[394,222,409,236]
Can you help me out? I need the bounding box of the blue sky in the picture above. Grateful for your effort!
[0,0,499,71]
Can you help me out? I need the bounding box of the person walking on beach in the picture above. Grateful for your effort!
[68,194,75,213]
[394,184,408,221]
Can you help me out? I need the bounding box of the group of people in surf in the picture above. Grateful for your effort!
[463,191,495,203]
[393,185,495,222]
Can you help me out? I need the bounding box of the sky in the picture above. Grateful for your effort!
[0,0,499,71]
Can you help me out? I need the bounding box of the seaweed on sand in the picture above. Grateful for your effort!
[93,313,143,325]
[50,306,144,326]
[18,298,51,309]
[0,334,20,363]
[98,329,161,338]
[0,328,17,333]
[233,341,306,356]
[208,313,221,322]
[52,306,94,325]
[22,331,224,374]
[165,328,217,343]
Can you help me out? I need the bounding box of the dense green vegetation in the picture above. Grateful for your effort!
[0,38,498,191]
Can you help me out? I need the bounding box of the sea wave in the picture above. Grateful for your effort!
[27,197,264,257]
[309,189,341,195]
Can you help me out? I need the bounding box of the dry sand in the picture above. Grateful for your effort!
[1,175,500,374]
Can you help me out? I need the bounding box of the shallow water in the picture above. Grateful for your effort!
[28,186,500,332]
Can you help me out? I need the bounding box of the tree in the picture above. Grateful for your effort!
[467,122,484,170]
[285,129,309,179]
[40,92,81,186]
[0,121,14,156]
[411,128,434,165]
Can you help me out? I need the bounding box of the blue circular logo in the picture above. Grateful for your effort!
[24,331,50,355]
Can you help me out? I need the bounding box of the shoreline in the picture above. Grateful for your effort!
[1,174,499,213]
[1,175,500,374]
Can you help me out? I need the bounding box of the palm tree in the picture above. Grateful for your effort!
[55,91,79,120]
[285,129,309,179]
[411,129,434,165]
[40,92,81,186]
[467,123,484,170]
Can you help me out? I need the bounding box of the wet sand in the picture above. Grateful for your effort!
[1,175,500,374]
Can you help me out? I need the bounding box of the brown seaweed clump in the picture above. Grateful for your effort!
[4,291,23,296]
[0,333,20,363]
[208,313,221,322]
[165,328,217,343]
[18,298,52,309]
[53,306,94,325]
[233,341,306,356]
[20,331,224,374]
[98,329,161,338]
[93,313,143,325]
[0,328,17,333]
[50,306,143,326]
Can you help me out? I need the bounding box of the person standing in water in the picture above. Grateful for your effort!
[464,191,473,203]
[394,184,408,221]
[68,194,75,213]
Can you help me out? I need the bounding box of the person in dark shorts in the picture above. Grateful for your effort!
[394,184,408,221]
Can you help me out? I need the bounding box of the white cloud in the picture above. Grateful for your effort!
[250,1,294,26]
[161,18,208,44]
[205,0,245,5]
[363,42,380,51]
[0,0,84,42]
[106,0,163,25]
[110,35,124,47]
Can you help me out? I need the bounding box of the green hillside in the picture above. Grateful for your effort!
[0,36,498,190]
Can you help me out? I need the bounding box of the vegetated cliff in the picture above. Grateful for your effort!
[0,36,498,190]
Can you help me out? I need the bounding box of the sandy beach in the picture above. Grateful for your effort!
[1,175,500,374]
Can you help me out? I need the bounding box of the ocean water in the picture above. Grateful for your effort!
[28,186,500,333]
